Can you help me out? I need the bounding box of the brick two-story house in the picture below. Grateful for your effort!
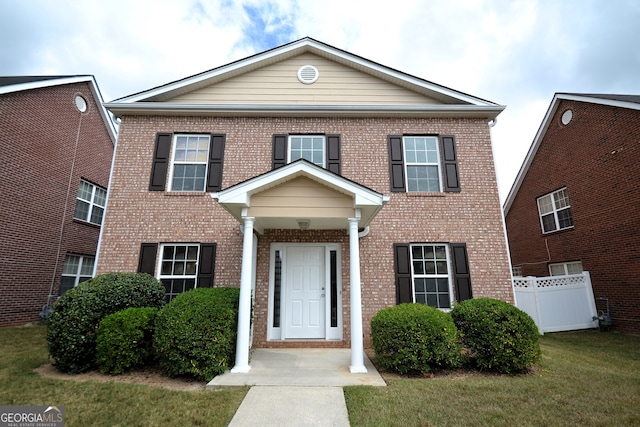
[101,38,513,373]
[504,93,640,334]
[0,76,116,326]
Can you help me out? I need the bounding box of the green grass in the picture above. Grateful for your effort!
[3,326,639,426]
[345,330,640,426]
[0,325,247,427]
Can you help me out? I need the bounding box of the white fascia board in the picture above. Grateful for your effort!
[503,94,562,214]
[216,161,386,207]
[0,75,118,144]
[503,92,640,214]
[109,38,501,107]
[0,76,92,95]
[115,40,313,103]
[556,93,640,111]
[104,102,505,119]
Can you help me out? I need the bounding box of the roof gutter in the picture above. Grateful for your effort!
[104,102,505,120]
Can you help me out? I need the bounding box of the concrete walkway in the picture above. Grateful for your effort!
[208,349,386,426]
[229,386,350,426]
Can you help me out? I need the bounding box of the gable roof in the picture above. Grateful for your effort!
[503,93,640,214]
[0,75,118,144]
[212,159,389,232]
[105,37,504,120]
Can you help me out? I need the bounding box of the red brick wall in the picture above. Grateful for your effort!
[505,99,640,334]
[98,115,513,347]
[0,82,114,325]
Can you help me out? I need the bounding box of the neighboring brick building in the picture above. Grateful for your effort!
[0,76,116,326]
[102,38,513,373]
[504,93,640,334]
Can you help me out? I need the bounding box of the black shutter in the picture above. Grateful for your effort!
[149,133,172,191]
[451,243,472,302]
[197,243,216,288]
[326,134,341,175]
[138,243,158,275]
[388,135,406,192]
[441,135,461,192]
[206,134,225,192]
[272,134,288,169]
[394,243,413,304]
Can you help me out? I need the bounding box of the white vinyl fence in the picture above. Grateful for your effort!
[513,272,598,334]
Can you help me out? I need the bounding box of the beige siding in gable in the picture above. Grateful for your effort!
[247,176,355,218]
[168,53,442,105]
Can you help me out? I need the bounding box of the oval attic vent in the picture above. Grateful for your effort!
[297,65,319,84]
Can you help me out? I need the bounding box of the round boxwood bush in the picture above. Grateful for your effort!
[96,307,158,375]
[451,298,541,373]
[371,303,462,375]
[153,287,240,381]
[46,273,165,374]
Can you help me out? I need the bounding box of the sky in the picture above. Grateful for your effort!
[2,0,639,203]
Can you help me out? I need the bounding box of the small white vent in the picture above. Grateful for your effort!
[297,65,319,84]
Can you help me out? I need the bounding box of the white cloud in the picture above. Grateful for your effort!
[2,0,640,202]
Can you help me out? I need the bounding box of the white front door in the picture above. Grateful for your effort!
[285,246,325,339]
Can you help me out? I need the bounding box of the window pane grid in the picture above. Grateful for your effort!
[404,136,441,192]
[171,135,210,191]
[411,244,451,309]
[538,188,574,233]
[73,180,107,225]
[60,254,95,295]
[289,136,325,167]
[159,244,199,301]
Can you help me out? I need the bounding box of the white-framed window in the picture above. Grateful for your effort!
[549,261,583,276]
[404,136,441,192]
[170,134,210,191]
[289,135,325,167]
[59,254,94,295]
[537,188,574,233]
[159,244,199,301]
[73,180,107,225]
[410,244,452,308]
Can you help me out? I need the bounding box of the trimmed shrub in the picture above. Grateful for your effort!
[451,298,541,373]
[96,307,158,375]
[153,287,240,381]
[46,273,165,373]
[371,303,462,375]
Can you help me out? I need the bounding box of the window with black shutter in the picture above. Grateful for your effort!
[149,134,172,191]
[393,242,472,307]
[149,133,225,192]
[138,243,217,302]
[272,134,341,174]
[387,135,460,193]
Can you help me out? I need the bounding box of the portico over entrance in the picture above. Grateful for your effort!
[212,159,389,374]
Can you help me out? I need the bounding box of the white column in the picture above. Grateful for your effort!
[348,217,367,373]
[231,216,255,373]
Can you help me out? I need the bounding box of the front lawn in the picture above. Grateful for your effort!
[2,326,638,426]
[0,326,247,427]
[345,330,640,426]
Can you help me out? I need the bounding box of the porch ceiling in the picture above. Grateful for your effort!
[211,160,389,233]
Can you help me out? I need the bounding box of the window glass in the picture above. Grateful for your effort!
[537,188,574,233]
[404,136,441,192]
[410,244,451,309]
[549,261,583,276]
[171,135,210,191]
[60,254,95,295]
[159,244,200,302]
[289,136,325,167]
[73,180,107,225]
